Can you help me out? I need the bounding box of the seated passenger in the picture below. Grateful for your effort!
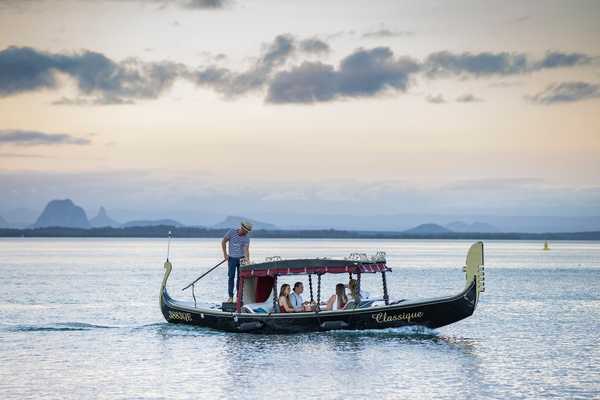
[290,281,313,311]
[324,283,348,311]
[347,278,370,303]
[278,283,295,313]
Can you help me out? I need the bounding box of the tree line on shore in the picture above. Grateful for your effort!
[1,225,599,240]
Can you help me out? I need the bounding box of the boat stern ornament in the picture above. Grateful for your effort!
[463,241,485,297]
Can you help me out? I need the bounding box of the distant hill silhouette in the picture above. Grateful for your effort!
[90,206,121,228]
[122,219,183,228]
[33,199,90,228]
[403,223,453,234]
[446,221,500,233]
[0,215,8,228]
[213,215,277,230]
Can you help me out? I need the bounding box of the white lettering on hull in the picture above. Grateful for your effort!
[371,311,424,324]
[168,311,192,322]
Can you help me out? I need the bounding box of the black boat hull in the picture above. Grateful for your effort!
[160,281,478,334]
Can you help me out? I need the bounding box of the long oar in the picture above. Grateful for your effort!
[181,259,227,291]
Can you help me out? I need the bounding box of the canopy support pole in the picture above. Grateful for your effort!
[381,271,389,305]
[316,274,322,312]
[357,271,362,303]
[308,274,314,303]
[272,275,278,313]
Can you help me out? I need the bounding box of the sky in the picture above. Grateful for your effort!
[0,0,599,226]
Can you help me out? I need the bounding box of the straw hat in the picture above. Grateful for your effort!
[240,221,253,232]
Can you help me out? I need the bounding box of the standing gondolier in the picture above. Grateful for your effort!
[222,221,253,302]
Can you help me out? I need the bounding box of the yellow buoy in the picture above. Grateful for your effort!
[543,240,550,251]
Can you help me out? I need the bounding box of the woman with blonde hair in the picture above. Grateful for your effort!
[325,283,348,311]
[278,283,295,313]
[348,278,370,303]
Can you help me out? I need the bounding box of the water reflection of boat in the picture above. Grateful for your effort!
[159,242,486,334]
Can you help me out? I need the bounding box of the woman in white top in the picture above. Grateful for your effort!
[324,283,348,311]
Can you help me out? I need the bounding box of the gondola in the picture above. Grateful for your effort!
[159,241,485,334]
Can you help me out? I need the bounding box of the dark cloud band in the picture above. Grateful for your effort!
[0,41,594,105]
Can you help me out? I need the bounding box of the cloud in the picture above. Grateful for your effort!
[533,51,591,69]
[456,93,483,103]
[0,46,185,103]
[362,29,413,39]
[527,81,600,104]
[423,50,591,78]
[0,40,595,105]
[424,51,529,77]
[181,0,228,9]
[0,130,91,146]
[191,34,297,97]
[265,62,337,103]
[260,34,296,68]
[190,34,330,97]
[425,94,445,104]
[266,47,420,104]
[299,38,330,55]
[52,96,135,106]
[0,46,59,95]
[325,30,356,40]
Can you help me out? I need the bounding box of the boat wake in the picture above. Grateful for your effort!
[2,322,118,332]
[327,325,439,338]
[2,321,217,335]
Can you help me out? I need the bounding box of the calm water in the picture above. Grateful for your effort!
[1,238,599,399]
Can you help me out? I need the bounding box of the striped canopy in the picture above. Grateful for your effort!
[239,258,390,278]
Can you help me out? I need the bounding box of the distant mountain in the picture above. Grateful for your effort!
[213,215,278,230]
[446,221,500,233]
[33,199,90,228]
[263,213,600,233]
[90,207,121,228]
[403,223,453,234]
[0,215,8,228]
[122,219,183,228]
